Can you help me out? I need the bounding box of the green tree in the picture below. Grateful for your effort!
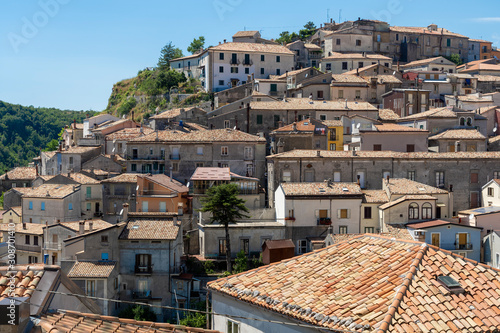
[233,250,248,273]
[118,305,157,322]
[157,42,184,69]
[187,36,205,54]
[303,21,317,30]
[0,192,4,209]
[199,183,249,273]
[43,139,59,151]
[276,31,299,45]
[444,54,463,66]
[299,21,317,41]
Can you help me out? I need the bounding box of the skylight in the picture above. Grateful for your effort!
[132,225,139,229]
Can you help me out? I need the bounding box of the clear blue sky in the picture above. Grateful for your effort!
[1,0,499,111]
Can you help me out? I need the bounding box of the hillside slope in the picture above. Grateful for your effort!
[0,101,93,173]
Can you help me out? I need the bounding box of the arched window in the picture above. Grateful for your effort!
[409,203,419,220]
[466,117,472,126]
[459,117,465,126]
[422,203,433,219]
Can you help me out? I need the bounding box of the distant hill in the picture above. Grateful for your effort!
[0,101,94,174]
[104,67,210,121]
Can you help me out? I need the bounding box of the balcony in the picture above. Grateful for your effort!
[269,91,279,96]
[169,154,181,160]
[230,59,240,65]
[135,265,153,275]
[456,243,473,250]
[16,244,42,253]
[132,290,152,299]
[242,60,253,66]
[441,243,473,251]
[309,53,323,59]
[317,218,332,225]
[462,83,473,88]
[127,155,163,161]
[44,242,61,251]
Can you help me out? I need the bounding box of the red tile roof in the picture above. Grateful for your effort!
[119,220,179,240]
[68,261,116,278]
[190,167,231,181]
[209,234,500,332]
[0,167,37,181]
[280,182,362,196]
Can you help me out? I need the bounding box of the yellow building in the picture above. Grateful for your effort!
[323,120,343,151]
[1,206,22,224]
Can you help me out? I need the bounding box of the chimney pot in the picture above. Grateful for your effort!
[122,203,129,222]
[386,175,390,183]
[223,39,226,43]
[22,223,26,230]
[79,221,85,235]
[449,184,453,192]
[89,221,93,231]
[317,150,321,157]
[357,174,360,185]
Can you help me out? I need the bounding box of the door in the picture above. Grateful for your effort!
[95,202,100,214]
[431,233,440,247]
[142,201,148,213]
[356,171,365,188]
[436,206,441,219]
[456,233,468,250]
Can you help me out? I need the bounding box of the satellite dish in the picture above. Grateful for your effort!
[186,182,190,188]
[112,148,115,153]
[119,209,124,215]
[392,71,396,75]
[233,126,237,130]
[356,123,361,129]
[136,185,139,191]
[469,214,474,220]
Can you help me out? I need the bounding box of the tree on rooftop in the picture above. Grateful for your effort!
[276,31,299,45]
[199,183,249,273]
[299,21,317,41]
[157,42,184,69]
[444,54,463,66]
[187,36,206,54]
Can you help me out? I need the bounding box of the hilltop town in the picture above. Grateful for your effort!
[2,18,500,332]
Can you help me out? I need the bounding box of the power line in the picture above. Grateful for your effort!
[20,288,362,333]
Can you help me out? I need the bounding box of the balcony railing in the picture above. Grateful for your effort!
[317,218,332,225]
[441,243,473,251]
[127,155,163,161]
[242,60,253,66]
[135,265,153,275]
[269,91,279,96]
[132,290,152,299]
[169,154,181,160]
[16,244,42,253]
[309,53,323,59]
[230,59,240,65]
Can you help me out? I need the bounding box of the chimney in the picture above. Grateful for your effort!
[170,166,173,181]
[79,221,85,235]
[357,174,360,185]
[89,221,93,232]
[317,150,321,157]
[292,122,297,131]
[122,203,129,222]
[131,110,134,121]
[173,215,178,225]
[223,39,226,43]
[178,203,184,216]
[449,184,453,192]
[35,165,39,177]
[386,175,390,183]
[22,222,26,230]
[219,41,221,45]
[73,119,76,129]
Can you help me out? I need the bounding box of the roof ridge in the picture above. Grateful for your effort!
[375,242,428,333]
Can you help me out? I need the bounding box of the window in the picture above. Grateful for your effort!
[317,90,324,99]
[230,67,238,73]
[28,256,38,264]
[227,320,240,333]
[224,120,230,128]
[86,186,91,199]
[338,90,344,98]
[336,38,341,45]
[358,62,363,68]
[240,238,249,255]
[219,66,224,73]
[261,54,265,61]
[159,201,167,212]
[355,90,361,99]
[197,147,203,155]
[409,203,419,220]
[326,63,332,71]
[86,280,96,297]
[33,236,38,246]
[245,68,249,74]
[276,69,281,75]
[276,56,281,63]
[68,203,73,210]
[86,202,91,211]
[319,114,326,121]
[195,162,204,168]
[246,164,253,176]
[436,171,445,188]
[221,146,228,156]
[338,209,349,219]
[101,253,109,260]
[339,226,348,234]
[395,33,399,41]
[470,192,479,208]
[364,206,372,219]
[495,171,500,179]
[377,35,381,42]
[470,172,478,184]
[101,235,108,243]
[422,203,432,219]
[135,254,152,273]
[407,171,416,181]
[342,62,348,70]
[447,38,451,47]
[467,144,477,152]
[406,144,415,152]
[172,162,178,172]
[260,68,265,75]
[219,53,224,60]
[488,187,494,197]
[282,171,291,182]
[218,80,225,86]
[218,239,227,256]
[131,164,137,172]
[365,227,375,233]
[304,170,314,182]
[231,53,237,64]
[256,115,263,124]
[29,201,33,210]
[25,235,30,245]
[373,144,382,151]
[356,39,361,46]
[142,201,148,212]
[41,202,45,211]
[244,147,253,159]
[297,239,307,254]
[431,233,440,247]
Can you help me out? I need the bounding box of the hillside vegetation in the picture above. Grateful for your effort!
[0,101,93,174]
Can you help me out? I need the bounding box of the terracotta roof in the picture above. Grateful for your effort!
[304,43,322,50]
[0,222,44,235]
[105,127,154,141]
[400,56,454,68]
[383,224,413,240]
[184,122,208,131]
[210,42,294,55]
[474,74,500,82]
[0,265,45,299]
[100,173,140,183]
[363,75,402,84]
[81,168,119,177]
[429,129,486,140]
[405,219,480,230]
[362,190,389,203]
[139,174,188,193]
[459,206,500,216]
[378,109,400,121]
[61,146,101,154]
[210,234,500,332]
[232,30,259,38]
[321,120,343,127]
[280,182,362,196]
[272,118,320,133]
[67,261,116,278]
[390,26,467,38]
[371,123,428,132]
[129,129,265,143]
[397,107,458,120]
[0,167,37,181]
[119,220,179,240]
[5,206,22,217]
[461,63,500,73]
[489,135,500,143]
[191,167,231,181]
[66,172,100,184]
[15,184,78,199]
[450,94,494,102]
[36,310,221,332]
[267,149,500,160]
[170,53,202,62]
[476,105,499,114]
[322,52,391,61]
[380,195,437,210]
[386,178,448,196]
[326,233,361,244]
[458,58,498,69]
[150,108,182,119]
[331,74,368,84]
[276,67,313,79]
[57,219,113,232]
[250,98,377,111]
